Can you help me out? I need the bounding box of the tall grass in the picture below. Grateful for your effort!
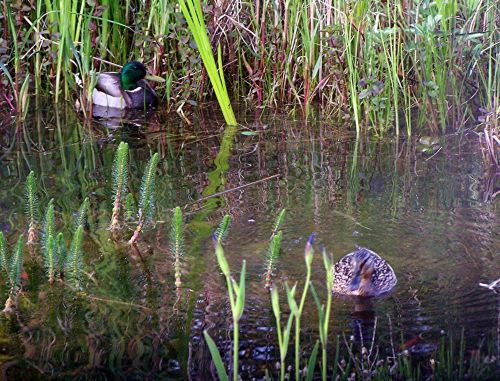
[1,1,497,134]
[179,0,237,126]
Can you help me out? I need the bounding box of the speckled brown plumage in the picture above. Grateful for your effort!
[332,247,397,297]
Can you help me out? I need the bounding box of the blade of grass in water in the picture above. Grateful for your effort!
[178,0,237,126]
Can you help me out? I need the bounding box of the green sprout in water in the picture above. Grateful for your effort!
[129,153,159,245]
[110,142,129,231]
[41,199,57,283]
[65,226,84,288]
[205,239,246,381]
[25,171,39,244]
[179,0,237,126]
[170,207,185,288]
[1,234,25,313]
[264,231,282,289]
[215,214,231,243]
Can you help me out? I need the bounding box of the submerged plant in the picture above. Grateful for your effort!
[170,207,185,288]
[25,171,39,244]
[129,153,160,245]
[110,142,129,231]
[215,215,231,243]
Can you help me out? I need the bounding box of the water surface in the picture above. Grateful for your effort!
[0,107,498,379]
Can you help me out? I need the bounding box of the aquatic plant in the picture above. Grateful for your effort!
[65,226,84,287]
[110,142,129,231]
[205,239,246,381]
[170,207,185,288]
[310,247,334,381]
[289,233,315,380]
[24,171,39,244]
[214,214,231,243]
[129,153,160,245]
[264,208,286,288]
[74,197,90,231]
[270,285,295,381]
[178,0,237,126]
[0,232,10,286]
[1,234,25,312]
[124,193,136,222]
[264,231,282,289]
[41,199,58,282]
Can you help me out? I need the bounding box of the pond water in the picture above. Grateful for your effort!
[0,106,498,380]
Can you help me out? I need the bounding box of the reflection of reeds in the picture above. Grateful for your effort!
[480,127,499,168]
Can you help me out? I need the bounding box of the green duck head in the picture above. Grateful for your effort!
[120,61,148,91]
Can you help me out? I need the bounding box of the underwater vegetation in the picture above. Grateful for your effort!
[0,0,498,135]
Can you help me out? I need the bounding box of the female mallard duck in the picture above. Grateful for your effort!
[333,247,397,297]
[92,61,158,109]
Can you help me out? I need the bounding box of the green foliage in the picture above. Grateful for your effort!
[41,199,56,253]
[170,207,185,287]
[203,330,229,381]
[56,232,67,275]
[74,197,90,232]
[213,241,246,381]
[65,226,84,286]
[124,193,136,221]
[112,143,129,206]
[215,215,231,243]
[179,0,237,126]
[170,207,185,259]
[110,142,129,229]
[0,232,10,285]
[25,171,39,227]
[138,152,160,224]
[264,231,282,288]
[271,209,286,238]
[9,235,24,292]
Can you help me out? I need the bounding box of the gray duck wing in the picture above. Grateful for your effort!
[95,72,123,97]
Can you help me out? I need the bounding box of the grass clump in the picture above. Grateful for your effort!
[179,0,237,126]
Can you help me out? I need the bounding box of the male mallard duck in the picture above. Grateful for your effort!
[333,247,397,297]
[92,61,159,109]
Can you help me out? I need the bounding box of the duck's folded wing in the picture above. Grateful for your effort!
[95,73,123,97]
